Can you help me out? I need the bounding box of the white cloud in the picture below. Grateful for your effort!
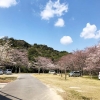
[80,23,100,39]
[60,36,73,45]
[0,0,17,8]
[40,0,68,20]
[55,18,64,27]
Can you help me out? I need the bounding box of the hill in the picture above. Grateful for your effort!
[0,36,31,49]
[28,43,68,61]
[0,36,69,72]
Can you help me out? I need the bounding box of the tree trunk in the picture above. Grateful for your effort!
[19,67,20,73]
[12,67,14,72]
[65,68,67,80]
[57,69,58,74]
[80,65,83,77]
[15,68,17,73]
[90,71,92,79]
[42,68,45,73]
[15,66,17,73]
[61,70,62,77]
[38,67,40,74]
[57,69,59,74]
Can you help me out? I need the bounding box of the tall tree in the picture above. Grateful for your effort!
[72,50,87,76]
[85,45,100,77]
[34,56,53,74]
[57,54,71,80]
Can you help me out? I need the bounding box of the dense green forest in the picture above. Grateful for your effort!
[5,37,68,61]
[9,37,31,49]
[28,44,68,61]
[0,37,31,48]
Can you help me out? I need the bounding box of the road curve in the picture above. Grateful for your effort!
[0,74,63,100]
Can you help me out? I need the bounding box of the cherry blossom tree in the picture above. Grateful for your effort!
[85,45,100,78]
[0,39,13,67]
[72,50,87,76]
[57,54,71,80]
[57,59,65,77]
[35,56,53,74]
[47,63,55,70]
[6,49,29,73]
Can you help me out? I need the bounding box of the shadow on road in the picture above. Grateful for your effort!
[0,94,11,100]
[0,91,22,100]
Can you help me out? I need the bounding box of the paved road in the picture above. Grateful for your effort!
[0,74,62,100]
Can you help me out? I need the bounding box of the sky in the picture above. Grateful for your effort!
[0,0,100,52]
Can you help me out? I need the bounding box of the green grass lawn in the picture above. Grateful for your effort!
[33,74,100,100]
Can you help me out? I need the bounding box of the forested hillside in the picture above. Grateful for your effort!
[1,37,68,60]
[28,43,68,61]
[0,37,31,49]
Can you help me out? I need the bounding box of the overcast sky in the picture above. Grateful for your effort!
[0,0,100,52]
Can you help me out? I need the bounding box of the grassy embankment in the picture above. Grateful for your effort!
[0,74,17,83]
[34,74,100,100]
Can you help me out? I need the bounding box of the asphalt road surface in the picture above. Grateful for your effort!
[0,74,62,100]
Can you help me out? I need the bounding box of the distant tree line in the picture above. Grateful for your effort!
[0,37,68,73]
[0,36,100,78]
[56,45,100,79]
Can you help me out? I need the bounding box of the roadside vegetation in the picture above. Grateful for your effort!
[34,74,100,100]
[0,76,17,83]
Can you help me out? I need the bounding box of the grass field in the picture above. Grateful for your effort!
[34,74,100,100]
